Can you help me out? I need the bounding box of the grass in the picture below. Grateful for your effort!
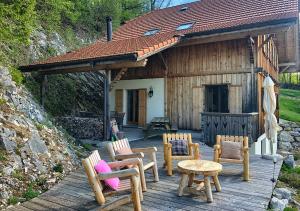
[7,196,20,205]
[279,163,300,189]
[12,170,25,181]
[23,184,39,200]
[9,67,24,86]
[0,149,7,161]
[0,98,6,106]
[279,88,300,123]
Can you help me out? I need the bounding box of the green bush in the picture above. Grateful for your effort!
[23,185,39,200]
[9,67,24,86]
[53,163,63,173]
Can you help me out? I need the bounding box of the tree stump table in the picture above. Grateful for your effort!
[177,160,222,203]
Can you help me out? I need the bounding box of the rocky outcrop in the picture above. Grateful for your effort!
[0,67,83,208]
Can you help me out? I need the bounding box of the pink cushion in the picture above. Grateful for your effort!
[94,160,120,190]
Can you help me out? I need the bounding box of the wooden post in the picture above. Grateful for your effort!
[40,75,47,107]
[103,71,110,141]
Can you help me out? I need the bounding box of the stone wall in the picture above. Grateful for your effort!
[278,120,300,152]
[55,117,103,140]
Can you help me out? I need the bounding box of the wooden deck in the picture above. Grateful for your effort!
[6,137,282,211]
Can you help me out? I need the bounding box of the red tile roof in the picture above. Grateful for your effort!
[23,0,298,70]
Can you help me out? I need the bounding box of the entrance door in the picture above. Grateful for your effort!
[127,89,147,127]
[138,89,147,127]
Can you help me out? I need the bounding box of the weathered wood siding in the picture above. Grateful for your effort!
[113,39,251,80]
[112,39,256,130]
[167,73,255,130]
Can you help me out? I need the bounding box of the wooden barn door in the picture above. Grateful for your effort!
[138,89,147,127]
[115,89,123,113]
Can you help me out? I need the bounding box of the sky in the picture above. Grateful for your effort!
[169,0,198,6]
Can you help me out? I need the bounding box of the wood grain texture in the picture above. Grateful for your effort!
[9,137,283,211]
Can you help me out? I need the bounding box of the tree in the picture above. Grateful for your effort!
[150,0,172,10]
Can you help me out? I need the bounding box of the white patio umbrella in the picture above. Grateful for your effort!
[263,76,278,155]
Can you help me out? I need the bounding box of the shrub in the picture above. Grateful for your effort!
[9,67,24,86]
[0,149,7,161]
[82,143,93,151]
[23,185,39,200]
[8,196,20,205]
[53,163,63,173]
[0,98,6,106]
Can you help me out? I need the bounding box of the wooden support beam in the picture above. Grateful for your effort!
[103,71,110,141]
[158,52,168,70]
[40,75,47,107]
[257,34,274,51]
[109,68,128,91]
[38,59,147,75]
[177,23,292,47]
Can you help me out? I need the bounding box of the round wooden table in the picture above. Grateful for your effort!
[177,160,222,203]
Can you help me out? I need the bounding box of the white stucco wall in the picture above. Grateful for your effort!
[109,78,164,124]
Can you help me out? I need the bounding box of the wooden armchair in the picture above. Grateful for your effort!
[163,133,200,176]
[214,135,250,181]
[82,150,143,211]
[107,138,159,192]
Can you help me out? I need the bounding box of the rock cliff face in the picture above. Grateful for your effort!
[0,67,83,208]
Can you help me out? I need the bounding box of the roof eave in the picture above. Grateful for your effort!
[20,53,138,72]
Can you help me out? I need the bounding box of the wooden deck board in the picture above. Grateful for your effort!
[6,137,282,211]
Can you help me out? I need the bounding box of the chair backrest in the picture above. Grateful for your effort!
[82,150,106,205]
[216,135,249,148]
[163,133,193,155]
[107,138,131,161]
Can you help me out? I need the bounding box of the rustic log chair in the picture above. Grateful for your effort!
[82,150,143,211]
[213,135,250,181]
[163,133,200,176]
[107,138,159,192]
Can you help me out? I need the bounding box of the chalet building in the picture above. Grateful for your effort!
[21,0,300,144]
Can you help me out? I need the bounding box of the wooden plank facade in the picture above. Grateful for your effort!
[111,36,279,141]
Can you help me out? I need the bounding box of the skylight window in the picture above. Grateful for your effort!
[144,29,160,36]
[176,22,194,31]
[179,6,188,12]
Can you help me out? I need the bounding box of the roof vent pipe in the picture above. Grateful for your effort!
[106,16,112,41]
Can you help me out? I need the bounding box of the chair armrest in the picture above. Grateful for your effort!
[114,152,144,160]
[108,158,141,169]
[132,147,157,153]
[243,147,249,152]
[214,144,221,150]
[98,168,139,180]
[164,143,172,149]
